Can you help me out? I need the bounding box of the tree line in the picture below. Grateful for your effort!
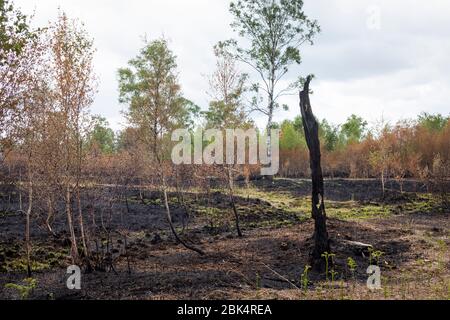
[278,113,449,194]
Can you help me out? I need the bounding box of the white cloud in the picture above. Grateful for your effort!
[14,0,450,130]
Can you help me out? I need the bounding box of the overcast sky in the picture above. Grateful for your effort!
[14,0,450,131]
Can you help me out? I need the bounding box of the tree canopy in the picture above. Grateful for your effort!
[118,38,199,150]
[218,0,320,130]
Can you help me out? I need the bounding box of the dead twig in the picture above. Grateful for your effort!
[261,262,300,290]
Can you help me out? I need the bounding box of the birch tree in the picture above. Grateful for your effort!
[48,12,96,265]
[118,38,203,255]
[204,47,251,237]
[218,0,320,168]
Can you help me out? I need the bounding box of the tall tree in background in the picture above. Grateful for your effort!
[118,38,204,255]
[340,114,368,144]
[418,112,449,132]
[204,47,250,237]
[16,74,49,277]
[49,12,96,265]
[300,76,330,270]
[320,119,341,152]
[1,1,46,275]
[369,118,392,197]
[0,0,39,139]
[219,0,320,166]
[88,116,116,155]
[0,0,30,57]
[279,119,305,151]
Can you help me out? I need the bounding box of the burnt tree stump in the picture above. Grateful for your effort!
[299,76,331,270]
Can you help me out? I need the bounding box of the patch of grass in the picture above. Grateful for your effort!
[2,258,51,273]
[197,206,226,223]
[402,194,444,214]
[0,244,67,273]
[43,250,67,267]
[327,202,391,220]
[236,187,309,213]
[5,278,37,300]
[244,218,300,229]
[128,231,147,241]
[237,187,396,221]
[0,210,15,218]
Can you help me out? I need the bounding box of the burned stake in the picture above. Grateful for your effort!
[299,76,331,271]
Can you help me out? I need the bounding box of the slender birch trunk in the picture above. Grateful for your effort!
[66,185,79,263]
[25,179,33,277]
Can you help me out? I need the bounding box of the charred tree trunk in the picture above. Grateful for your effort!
[299,76,331,271]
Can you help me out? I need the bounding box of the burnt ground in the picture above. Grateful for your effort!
[0,178,448,300]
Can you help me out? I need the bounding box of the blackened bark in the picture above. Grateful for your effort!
[299,76,331,270]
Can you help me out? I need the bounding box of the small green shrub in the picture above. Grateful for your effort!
[321,252,336,282]
[368,248,384,266]
[347,257,357,278]
[5,278,37,300]
[301,265,311,293]
[255,272,261,291]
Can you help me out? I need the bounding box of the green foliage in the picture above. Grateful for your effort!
[5,278,37,300]
[118,38,199,154]
[347,257,357,275]
[418,112,449,132]
[0,244,66,273]
[279,115,368,154]
[330,269,338,283]
[204,100,244,129]
[3,257,50,273]
[0,0,34,65]
[279,120,306,150]
[327,202,391,220]
[219,0,320,127]
[255,272,261,290]
[340,114,368,144]
[321,252,335,282]
[368,248,384,266]
[180,98,201,130]
[293,116,304,133]
[118,38,177,106]
[320,119,341,151]
[300,265,311,293]
[88,116,116,154]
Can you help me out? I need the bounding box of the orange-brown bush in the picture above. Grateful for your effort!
[279,118,450,183]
